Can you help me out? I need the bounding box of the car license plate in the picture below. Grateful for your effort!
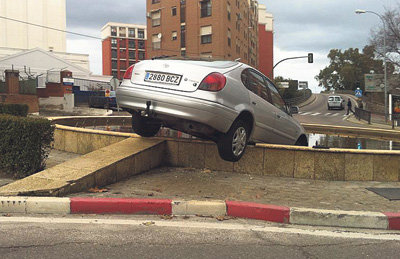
[144,72,182,85]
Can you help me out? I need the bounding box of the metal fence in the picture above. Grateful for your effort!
[354,107,371,124]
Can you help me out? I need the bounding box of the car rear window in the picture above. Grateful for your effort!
[328,97,334,101]
[335,97,341,101]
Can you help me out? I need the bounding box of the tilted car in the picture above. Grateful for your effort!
[327,95,345,110]
[116,59,307,162]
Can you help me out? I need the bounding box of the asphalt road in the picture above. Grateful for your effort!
[294,94,358,127]
[0,215,399,259]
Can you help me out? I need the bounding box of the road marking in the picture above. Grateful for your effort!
[311,113,321,116]
[0,216,400,241]
[331,113,339,117]
[301,112,311,116]
[324,113,332,116]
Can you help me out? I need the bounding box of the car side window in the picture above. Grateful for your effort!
[246,69,271,103]
[264,78,286,112]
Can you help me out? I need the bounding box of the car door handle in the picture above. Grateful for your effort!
[252,101,256,105]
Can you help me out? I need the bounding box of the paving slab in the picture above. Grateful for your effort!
[69,167,400,213]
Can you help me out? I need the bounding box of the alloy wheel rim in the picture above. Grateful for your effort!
[232,127,247,157]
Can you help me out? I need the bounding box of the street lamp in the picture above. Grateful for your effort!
[355,9,388,121]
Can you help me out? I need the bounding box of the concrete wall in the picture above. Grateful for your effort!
[53,123,400,182]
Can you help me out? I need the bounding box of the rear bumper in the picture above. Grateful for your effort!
[116,86,238,133]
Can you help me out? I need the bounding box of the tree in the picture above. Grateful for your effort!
[316,46,385,91]
[370,5,400,69]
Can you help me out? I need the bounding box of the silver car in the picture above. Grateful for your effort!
[116,59,307,162]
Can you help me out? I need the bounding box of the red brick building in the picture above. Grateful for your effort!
[146,0,259,68]
[258,4,274,79]
[101,23,147,80]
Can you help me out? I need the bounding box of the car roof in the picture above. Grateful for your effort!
[328,95,342,98]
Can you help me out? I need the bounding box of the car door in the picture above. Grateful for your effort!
[241,69,279,143]
[264,78,298,145]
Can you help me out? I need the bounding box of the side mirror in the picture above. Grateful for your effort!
[290,106,299,114]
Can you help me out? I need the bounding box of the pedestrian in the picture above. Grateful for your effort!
[346,98,352,115]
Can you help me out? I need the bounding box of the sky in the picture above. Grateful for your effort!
[66,0,399,93]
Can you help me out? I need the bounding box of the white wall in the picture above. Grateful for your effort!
[0,0,66,52]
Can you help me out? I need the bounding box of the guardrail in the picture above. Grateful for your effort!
[354,107,371,124]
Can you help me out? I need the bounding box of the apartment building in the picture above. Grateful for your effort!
[258,4,274,79]
[101,22,147,80]
[146,0,259,68]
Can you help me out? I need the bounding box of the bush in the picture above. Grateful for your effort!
[0,103,29,117]
[0,115,54,178]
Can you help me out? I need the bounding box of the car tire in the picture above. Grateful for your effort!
[217,119,250,162]
[131,112,161,137]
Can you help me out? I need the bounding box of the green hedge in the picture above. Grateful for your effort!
[0,115,54,178]
[0,103,29,117]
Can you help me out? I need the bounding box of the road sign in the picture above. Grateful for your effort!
[364,74,384,92]
[355,88,362,98]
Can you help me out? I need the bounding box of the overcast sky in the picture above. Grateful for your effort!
[66,0,398,93]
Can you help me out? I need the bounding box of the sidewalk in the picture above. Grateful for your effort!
[69,166,400,213]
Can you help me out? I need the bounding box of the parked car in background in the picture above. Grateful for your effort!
[327,95,345,110]
[116,59,307,162]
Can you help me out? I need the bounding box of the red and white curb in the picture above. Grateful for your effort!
[1,197,399,230]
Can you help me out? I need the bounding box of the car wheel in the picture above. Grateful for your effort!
[131,112,161,137]
[217,119,249,162]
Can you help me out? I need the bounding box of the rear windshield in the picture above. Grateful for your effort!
[335,97,341,101]
[328,97,334,101]
[160,58,239,69]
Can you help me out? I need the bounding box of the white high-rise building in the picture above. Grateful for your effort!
[0,0,66,52]
[0,0,89,71]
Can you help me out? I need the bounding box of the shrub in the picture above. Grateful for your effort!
[0,115,54,178]
[0,103,29,117]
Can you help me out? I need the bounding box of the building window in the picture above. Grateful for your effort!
[111,26,117,36]
[151,11,161,27]
[236,44,240,55]
[180,25,186,48]
[152,34,161,50]
[138,40,145,49]
[181,50,186,57]
[111,49,117,59]
[200,25,212,44]
[180,0,186,23]
[128,40,136,49]
[111,38,117,47]
[200,0,212,18]
[138,51,146,60]
[119,49,127,59]
[129,61,136,66]
[129,51,136,59]
[227,29,231,47]
[152,0,160,3]
[112,71,118,78]
[128,28,135,38]
[112,60,117,69]
[171,31,178,41]
[138,29,145,39]
[119,39,126,49]
[172,6,177,16]
[119,27,126,37]
[227,3,231,21]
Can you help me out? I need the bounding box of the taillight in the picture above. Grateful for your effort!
[123,65,134,80]
[198,72,226,92]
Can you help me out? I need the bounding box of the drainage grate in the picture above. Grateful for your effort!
[367,188,400,201]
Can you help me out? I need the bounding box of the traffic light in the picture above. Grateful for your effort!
[308,53,313,63]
